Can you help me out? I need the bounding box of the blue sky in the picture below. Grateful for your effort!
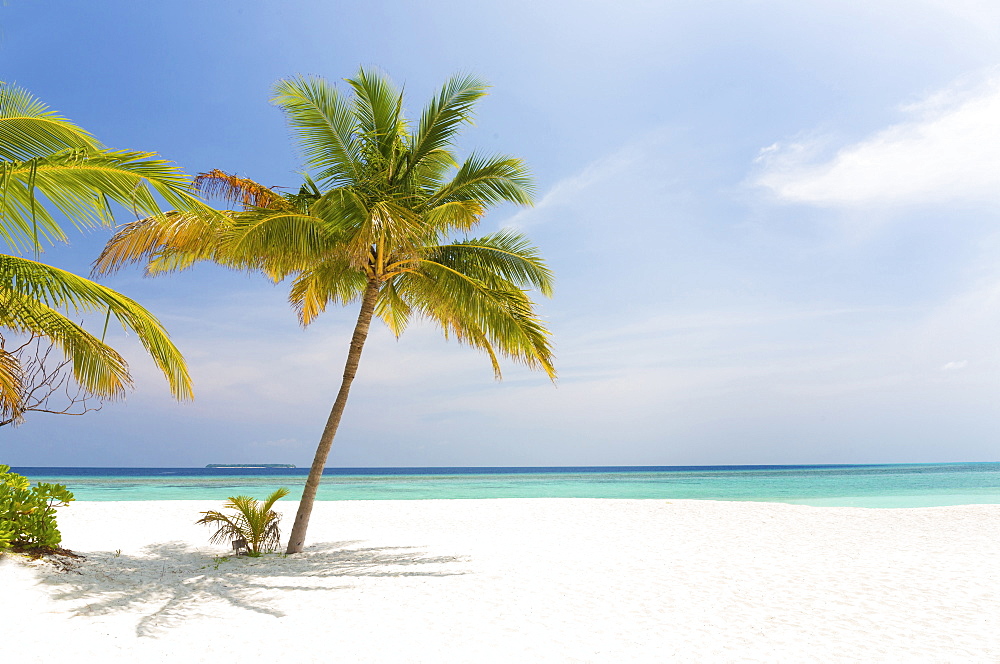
[4,0,1000,466]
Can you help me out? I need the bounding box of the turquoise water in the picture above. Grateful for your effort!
[11,463,1000,508]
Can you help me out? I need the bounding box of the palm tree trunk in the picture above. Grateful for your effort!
[285,279,380,554]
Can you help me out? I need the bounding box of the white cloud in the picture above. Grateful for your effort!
[942,360,968,370]
[754,69,1000,207]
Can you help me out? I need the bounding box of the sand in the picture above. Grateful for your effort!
[3,498,1000,663]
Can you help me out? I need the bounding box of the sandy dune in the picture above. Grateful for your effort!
[3,498,999,662]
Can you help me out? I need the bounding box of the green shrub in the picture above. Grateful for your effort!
[196,488,289,556]
[0,519,14,552]
[0,465,75,551]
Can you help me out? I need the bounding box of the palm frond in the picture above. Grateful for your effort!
[430,153,534,208]
[425,230,554,296]
[0,289,132,399]
[406,74,487,179]
[399,260,555,380]
[272,76,364,188]
[196,510,247,546]
[219,210,337,278]
[261,487,290,512]
[0,82,100,161]
[1,255,192,399]
[408,148,459,192]
[420,199,485,236]
[374,275,414,337]
[0,348,25,425]
[345,67,407,166]
[193,169,286,210]
[92,210,230,276]
[1,149,207,253]
[288,260,368,325]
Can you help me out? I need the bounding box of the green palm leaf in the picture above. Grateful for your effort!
[431,153,535,208]
[92,210,230,276]
[1,255,191,400]
[0,347,25,424]
[0,83,99,161]
[426,230,554,296]
[220,210,335,277]
[271,76,364,187]
[407,74,488,178]
[1,288,132,399]
[289,259,368,325]
[1,150,204,252]
[0,83,200,421]
[404,259,555,379]
[346,67,407,167]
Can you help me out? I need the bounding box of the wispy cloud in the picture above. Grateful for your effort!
[504,127,680,230]
[753,69,1000,207]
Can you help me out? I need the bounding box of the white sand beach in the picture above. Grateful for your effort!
[3,498,1000,663]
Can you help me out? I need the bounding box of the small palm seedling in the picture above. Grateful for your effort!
[196,488,289,556]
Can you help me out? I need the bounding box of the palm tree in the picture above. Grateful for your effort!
[0,82,201,424]
[94,68,555,553]
[196,487,290,555]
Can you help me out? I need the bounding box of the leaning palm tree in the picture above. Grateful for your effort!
[94,68,555,553]
[0,82,202,423]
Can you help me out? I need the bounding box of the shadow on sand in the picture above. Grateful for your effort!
[38,540,468,637]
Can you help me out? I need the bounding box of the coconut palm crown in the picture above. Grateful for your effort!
[0,82,203,424]
[94,68,555,552]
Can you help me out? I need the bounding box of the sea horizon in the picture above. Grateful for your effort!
[13,461,997,469]
[11,462,1000,508]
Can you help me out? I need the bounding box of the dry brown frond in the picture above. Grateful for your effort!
[193,169,285,210]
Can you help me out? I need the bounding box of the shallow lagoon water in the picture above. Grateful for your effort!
[12,463,1000,507]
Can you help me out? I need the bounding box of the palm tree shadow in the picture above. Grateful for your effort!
[39,540,468,638]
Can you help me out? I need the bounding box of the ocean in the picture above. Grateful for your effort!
[10,463,1000,508]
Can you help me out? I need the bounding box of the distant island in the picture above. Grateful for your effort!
[205,464,296,468]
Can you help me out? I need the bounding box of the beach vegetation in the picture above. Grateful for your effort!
[94,67,555,553]
[0,334,105,427]
[196,487,290,556]
[0,464,75,552]
[0,517,14,551]
[0,82,204,426]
